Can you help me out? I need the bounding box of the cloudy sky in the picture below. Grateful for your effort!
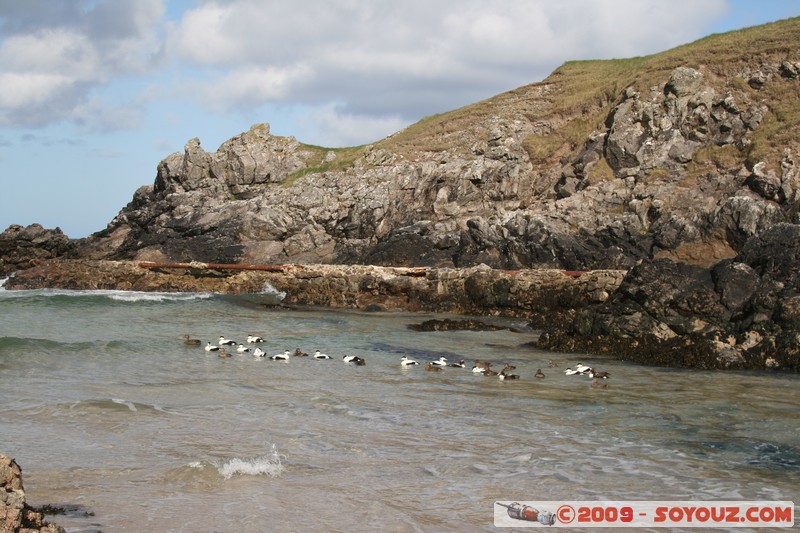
[1,0,799,238]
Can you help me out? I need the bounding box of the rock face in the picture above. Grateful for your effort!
[538,224,800,371]
[70,21,800,272]
[0,225,74,277]
[0,454,65,533]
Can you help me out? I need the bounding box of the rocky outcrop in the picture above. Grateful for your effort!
[72,55,798,273]
[0,225,74,277]
[538,224,800,371]
[4,259,624,320]
[1,454,65,533]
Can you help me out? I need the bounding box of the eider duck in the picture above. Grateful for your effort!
[343,355,366,365]
[425,361,443,372]
[204,342,220,352]
[534,369,545,379]
[313,350,332,360]
[293,348,309,357]
[430,356,448,367]
[183,335,201,346]
[591,378,610,389]
[448,359,466,368]
[589,368,610,379]
[498,369,519,380]
[218,348,232,358]
[472,360,491,373]
[502,363,517,372]
[218,336,237,346]
[252,347,266,358]
[400,356,419,367]
[270,350,291,361]
[236,344,250,353]
[247,335,265,343]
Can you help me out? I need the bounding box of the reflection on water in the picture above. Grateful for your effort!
[0,289,798,531]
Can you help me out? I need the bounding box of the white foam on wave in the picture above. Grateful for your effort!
[215,444,285,480]
[0,276,8,290]
[105,290,214,302]
[260,282,286,302]
[0,287,214,301]
[112,398,138,412]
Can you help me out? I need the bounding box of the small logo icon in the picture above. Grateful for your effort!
[496,502,556,525]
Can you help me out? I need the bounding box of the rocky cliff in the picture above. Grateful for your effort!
[73,19,800,272]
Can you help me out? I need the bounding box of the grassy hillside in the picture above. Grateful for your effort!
[377,16,800,173]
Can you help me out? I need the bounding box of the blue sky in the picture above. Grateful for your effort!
[1,0,799,238]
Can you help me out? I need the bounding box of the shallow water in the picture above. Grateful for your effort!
[0,285,798,532]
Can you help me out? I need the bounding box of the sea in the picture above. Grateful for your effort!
[0,279,798,532]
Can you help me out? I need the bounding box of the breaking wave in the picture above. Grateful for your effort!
[188,445,285,480]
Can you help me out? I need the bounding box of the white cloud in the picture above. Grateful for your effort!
[167,0,727,120]
[295,104,408,148]
[0,0,732,139]
[0,0,164,128]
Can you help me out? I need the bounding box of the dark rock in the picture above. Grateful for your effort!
[0,224,74,276]
[540,224,800,371]
[407,318,507,332]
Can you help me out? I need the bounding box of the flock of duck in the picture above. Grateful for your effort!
[183,334,611,387]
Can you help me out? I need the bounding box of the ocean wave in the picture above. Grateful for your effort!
[229,282,287,306]
[217,447,285,479]
[0,288,214,303]
[69,398,171,415]
[175,446,285,483]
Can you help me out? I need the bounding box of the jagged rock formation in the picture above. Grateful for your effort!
[72,19,800,273]
[0,454,65,533]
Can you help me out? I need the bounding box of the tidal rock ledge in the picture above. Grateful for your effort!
[3,259,624,324]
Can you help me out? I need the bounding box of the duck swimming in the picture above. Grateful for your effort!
[247,335,264,343]
[218,336,237,346]
[498,369,519,380]
[313,350,332,360]
[270,350,291,360]
[236,344,250,353]
[425,361,443,372]
[400,356,419,367]
[204,342,220,352]
[343,355,365,366]
[430,356,448,366]
[183,335,201,346]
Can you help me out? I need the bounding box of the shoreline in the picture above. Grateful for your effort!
[5,258,798,372]
[3,258,624,321]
